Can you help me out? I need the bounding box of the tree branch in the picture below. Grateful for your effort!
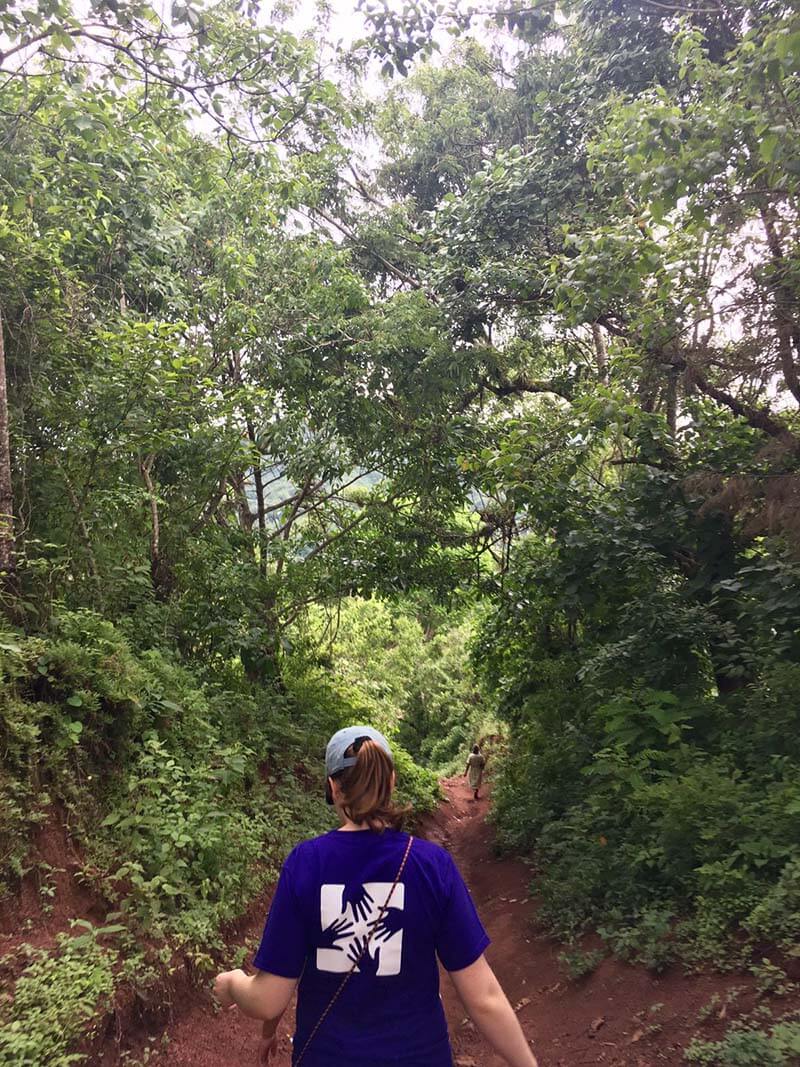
[685,363,800,453]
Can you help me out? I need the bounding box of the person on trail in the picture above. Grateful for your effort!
[464,744,486,800]
[214,725,538,1067]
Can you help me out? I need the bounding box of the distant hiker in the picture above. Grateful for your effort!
[214,725,538,1067]
[465,744,486,800]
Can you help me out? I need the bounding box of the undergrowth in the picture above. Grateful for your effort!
[685,1013,800,1065]
[488,667,800,971]
[0,928,118,1066]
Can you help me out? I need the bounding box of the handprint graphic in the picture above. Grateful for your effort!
[368,905,403,943]
[342,883,374,923]
[348,936,381,977]
[317,880,405,976]
[319,916,354,951]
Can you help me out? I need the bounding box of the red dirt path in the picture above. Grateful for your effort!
[127,777,756,1067]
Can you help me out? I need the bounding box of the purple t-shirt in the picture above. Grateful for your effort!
[253,828,490,1067]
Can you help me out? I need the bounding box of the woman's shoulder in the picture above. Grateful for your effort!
[286,830,335,859]
[409,834,448,858]
[408,835,458,879]
[280,831,334,874]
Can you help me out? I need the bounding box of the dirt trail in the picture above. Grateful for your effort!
[136,778,746,1067]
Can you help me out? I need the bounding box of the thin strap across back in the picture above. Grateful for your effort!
[293,834,414,1066]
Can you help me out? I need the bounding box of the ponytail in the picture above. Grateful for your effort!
[336,739,408,831]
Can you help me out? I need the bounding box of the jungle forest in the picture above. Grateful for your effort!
[1,0,800,1063]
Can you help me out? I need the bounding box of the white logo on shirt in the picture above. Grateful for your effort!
[317,883,405,976]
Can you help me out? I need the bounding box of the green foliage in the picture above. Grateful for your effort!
[0,929,118,1066]
[0,611,338,929]
[685,1015,800,1066]
[479,472,800,965]
[299,597,493,776]
[744,857,800,952]
[557,945,604,981]
[392,743,441,817]
[4,0,800,1058]
[98,736,272,944]
[598,907,675,973]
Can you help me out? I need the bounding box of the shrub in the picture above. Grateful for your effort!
[557,946,604,980]
[393,743,442,818]
[685,1016,800,1066]
[0,930,118,1066]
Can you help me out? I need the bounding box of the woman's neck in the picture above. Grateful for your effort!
[338,814,385,832]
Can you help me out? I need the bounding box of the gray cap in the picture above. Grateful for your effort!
[325,725,392,778]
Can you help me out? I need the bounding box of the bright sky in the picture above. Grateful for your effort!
[290,0,369,47]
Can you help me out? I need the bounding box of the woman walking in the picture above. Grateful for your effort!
[214,725,537,1067]
[465,744,486,800]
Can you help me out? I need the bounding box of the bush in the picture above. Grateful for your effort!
[557,945,604,980]
[685,1016,800,1066]
[393,743,442,818]
[487,677,800,964]
[0,929,118,1067]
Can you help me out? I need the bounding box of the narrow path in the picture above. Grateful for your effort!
[139,778,743,1067]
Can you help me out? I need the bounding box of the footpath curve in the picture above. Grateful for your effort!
[137,777,744,1067]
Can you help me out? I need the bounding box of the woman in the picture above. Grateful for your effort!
[214,725,538,1067]
[464,744,486,801]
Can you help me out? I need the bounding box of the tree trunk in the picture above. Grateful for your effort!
[760,204,800,405]
[591,322,608,384]
[245,417,267,578]
[230,470,257,533]
[0,305,16,588]
[58,460,99,583]
[139,453,168,596]
[665,369,678,438]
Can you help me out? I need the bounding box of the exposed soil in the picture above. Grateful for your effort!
[0,807,106,957]
[113,777,779,1067]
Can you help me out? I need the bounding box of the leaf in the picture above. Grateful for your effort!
[66,694,83,707]
[759,133,779,163]
[97,923,127,936]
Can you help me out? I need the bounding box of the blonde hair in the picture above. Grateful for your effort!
[336,738,408,831]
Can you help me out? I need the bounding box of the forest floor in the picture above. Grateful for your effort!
[122,776,765,1067]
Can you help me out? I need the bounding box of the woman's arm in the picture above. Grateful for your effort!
[448,955,538,1067]
[214,967,297,1025]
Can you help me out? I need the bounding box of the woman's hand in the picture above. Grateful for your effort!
[213,968,242,1009]
[257,1022,279,1064]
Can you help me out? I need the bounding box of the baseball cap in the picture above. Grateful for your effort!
[325,725,393,778]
